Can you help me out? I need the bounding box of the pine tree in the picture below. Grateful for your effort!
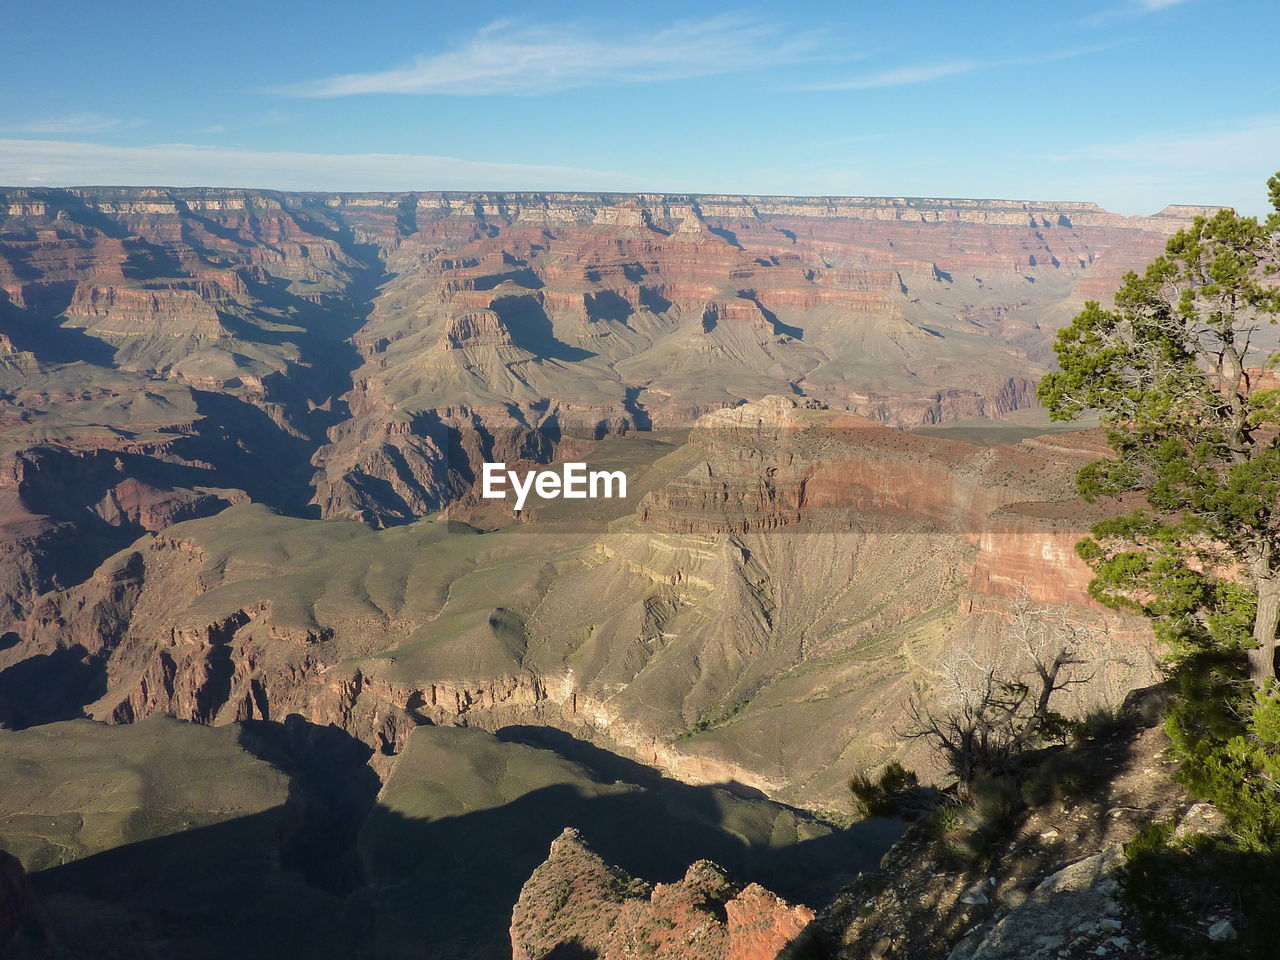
[1038,175,1280,684]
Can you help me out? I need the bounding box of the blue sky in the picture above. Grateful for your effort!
[1,0,1276,214]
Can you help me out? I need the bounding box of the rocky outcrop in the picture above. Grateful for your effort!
[510,828,645,959]
[792,697,1185,960]
[512,828,814,960]
[963,845,1132,960]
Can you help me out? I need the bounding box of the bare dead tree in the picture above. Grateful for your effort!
[902,595,1103,788]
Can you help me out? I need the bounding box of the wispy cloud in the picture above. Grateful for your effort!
[190,114,293,136]
[0,138,653,193]
[1039,114,1280,214]
[1082,0,1192,27]
[813,61,981,91]
[806,45,1115,91]
[275,15,822,97]
[1050,114,1280,172]
[0,112,145,134]
[256,109,296,126]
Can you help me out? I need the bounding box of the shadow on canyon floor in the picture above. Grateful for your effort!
[29,806,366,960]
[25,719,902,960]
[490,293,597,363]
[0,294,120,367]
[363,780,900,959]
[0,644,105,729]
[238,715,383,895]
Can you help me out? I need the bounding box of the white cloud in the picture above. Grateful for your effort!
[0,139,651,192]
[810,61,981,91]
[275,15,820,97]
[1038,115,1280,215]
[1,113,145,134]
[1082,0,1192,27]
[1064,115,1280,172]
[805,45,1115,91]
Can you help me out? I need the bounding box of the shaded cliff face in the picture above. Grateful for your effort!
[0,849,54,960]
[3,399,1155,808]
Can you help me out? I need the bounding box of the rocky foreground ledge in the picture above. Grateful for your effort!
[511,827,814,960]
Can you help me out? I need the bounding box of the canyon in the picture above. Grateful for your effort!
[0,185,1200,622]
[0,186,1189,958]
[1,397,1154,803]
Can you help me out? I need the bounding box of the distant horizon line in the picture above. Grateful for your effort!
[0,183,1231,218]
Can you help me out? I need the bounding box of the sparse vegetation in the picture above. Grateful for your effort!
[1124,817,1280,959]
[902,597,1098,790]
[550,881,573,917]
[924,800,966,836]
[1073,703,1128,743]
[879,593,1136,874]
[848,761,919,819]
[919,773,1032,869]
[675,695,752,741]
[1018,748,1106,806]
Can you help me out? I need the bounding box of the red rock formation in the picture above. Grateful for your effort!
[637,396,1108,607]
[0,189,1183,808]
[511,828,813,960]
[66,283,226,334]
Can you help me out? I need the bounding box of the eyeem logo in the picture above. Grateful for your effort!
[481,462,628,511]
